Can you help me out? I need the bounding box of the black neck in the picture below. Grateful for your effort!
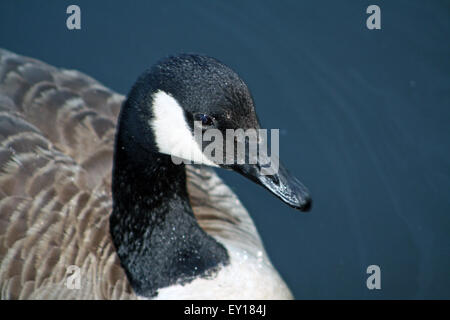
[109,100,229,298]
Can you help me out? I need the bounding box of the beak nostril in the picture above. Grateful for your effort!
[267,174,279,185]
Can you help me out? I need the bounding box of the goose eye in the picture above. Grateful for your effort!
[195,114,214,126]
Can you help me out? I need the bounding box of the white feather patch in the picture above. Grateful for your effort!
[150,90,218,167]
[139,240,293,300]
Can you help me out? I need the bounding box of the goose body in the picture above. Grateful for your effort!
[0,49,310,299]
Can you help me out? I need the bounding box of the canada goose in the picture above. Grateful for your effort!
[0,49,311,299]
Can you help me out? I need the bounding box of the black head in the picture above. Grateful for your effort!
[119,54,312,211]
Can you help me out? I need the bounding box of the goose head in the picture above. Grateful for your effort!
[117,54,311,211]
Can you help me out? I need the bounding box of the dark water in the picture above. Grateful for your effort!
[1,0,449,299]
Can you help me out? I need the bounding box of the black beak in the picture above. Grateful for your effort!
[233,155,312,212]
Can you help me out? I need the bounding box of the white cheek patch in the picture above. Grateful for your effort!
[150,90,218,167]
